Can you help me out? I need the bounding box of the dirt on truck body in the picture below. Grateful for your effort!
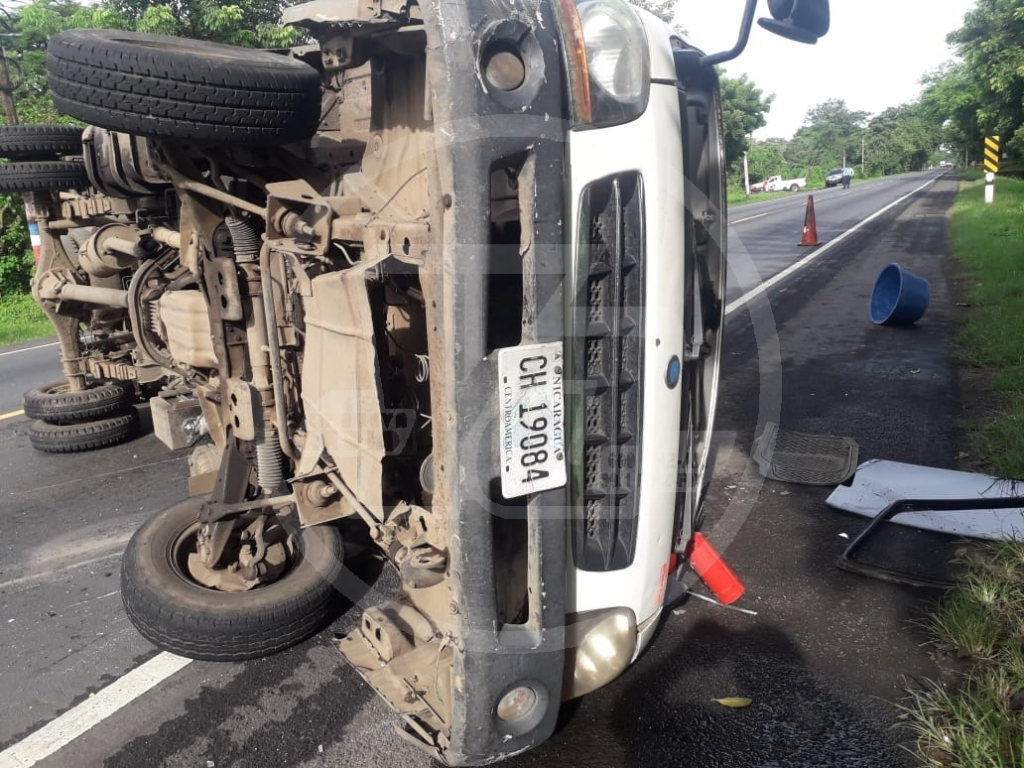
[14,0,830,763]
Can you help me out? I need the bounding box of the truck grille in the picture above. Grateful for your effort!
[573,173,644,572]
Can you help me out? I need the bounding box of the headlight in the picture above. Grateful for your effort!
[576,0,651,125]
[563,607,637,699]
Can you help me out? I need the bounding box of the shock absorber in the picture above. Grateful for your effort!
[256,428,284,493]
[225,215,261,261]
[225,215,283,495]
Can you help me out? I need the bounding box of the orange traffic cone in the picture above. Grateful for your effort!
[799,195,820,247]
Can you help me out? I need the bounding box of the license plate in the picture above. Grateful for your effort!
[498,342,567,499]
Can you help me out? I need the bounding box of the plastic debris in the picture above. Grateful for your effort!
[827,459,1024,540]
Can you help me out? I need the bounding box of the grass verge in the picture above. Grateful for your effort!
[949,173,1024,479]
[901,173,1024,766]
[0,292,54,346]
[902,541,1024,767]
[728,188,794,206]
[726,187,832,206]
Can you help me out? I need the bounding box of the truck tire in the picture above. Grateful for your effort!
[121,499,347,661]
[0,161,90,192]
[789,184,799,192]
[46,29,321,145]
[28,409,140,453]
[0,124,83,160]
[23,379,134,423]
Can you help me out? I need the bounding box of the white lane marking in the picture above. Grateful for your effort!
[0,341,57,358]
[0,653,192,768]
[724,176,940,317]
[0,409,24,421]
[733,212,770,224]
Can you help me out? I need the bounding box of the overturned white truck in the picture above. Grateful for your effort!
[26,0,829,762]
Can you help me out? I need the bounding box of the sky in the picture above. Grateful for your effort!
[677,0,978,139]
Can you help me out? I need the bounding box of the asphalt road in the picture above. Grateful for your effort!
[1,170,959,768]
[0,342,60,415]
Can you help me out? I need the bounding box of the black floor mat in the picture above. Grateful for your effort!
[752,422,859,485]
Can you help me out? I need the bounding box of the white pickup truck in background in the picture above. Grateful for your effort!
[757,175,808,192]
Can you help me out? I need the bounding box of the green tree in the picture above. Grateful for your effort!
[789,99,870,169]
[630,0,675,23]
[0,0,303,288]
[0,188,35,295]
[629,0,685,34]
[864,103,939,176]
[4,0,304,134]
[719,74,774,167]
[920,62,984,163]
[948,0,1024,157]
[14,0,298,49]
[747,137,788,183]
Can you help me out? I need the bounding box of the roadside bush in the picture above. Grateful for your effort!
[0,252,34,295]
[0,192,33,296]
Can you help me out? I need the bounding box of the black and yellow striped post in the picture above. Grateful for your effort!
[984,135,1001,173]
[984,135,1000,204]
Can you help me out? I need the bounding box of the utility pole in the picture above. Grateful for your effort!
[0,44,18,125]
[743,151,750,196]
[861,134,865,175]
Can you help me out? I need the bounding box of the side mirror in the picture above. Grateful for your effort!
[698,0,830,68]
[758,0,830,44]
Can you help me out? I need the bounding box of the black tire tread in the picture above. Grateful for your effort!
[28,409,140,453]
[0,124,83,160]
[23,379,134,423]
[122,589,334,661]
[0,161,90,192]
[46,29,321,145]
[121,501,346,661]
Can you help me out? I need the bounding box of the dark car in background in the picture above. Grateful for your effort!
[825,168,844,187]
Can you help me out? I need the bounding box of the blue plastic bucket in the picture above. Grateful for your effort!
[869,263,930,326]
